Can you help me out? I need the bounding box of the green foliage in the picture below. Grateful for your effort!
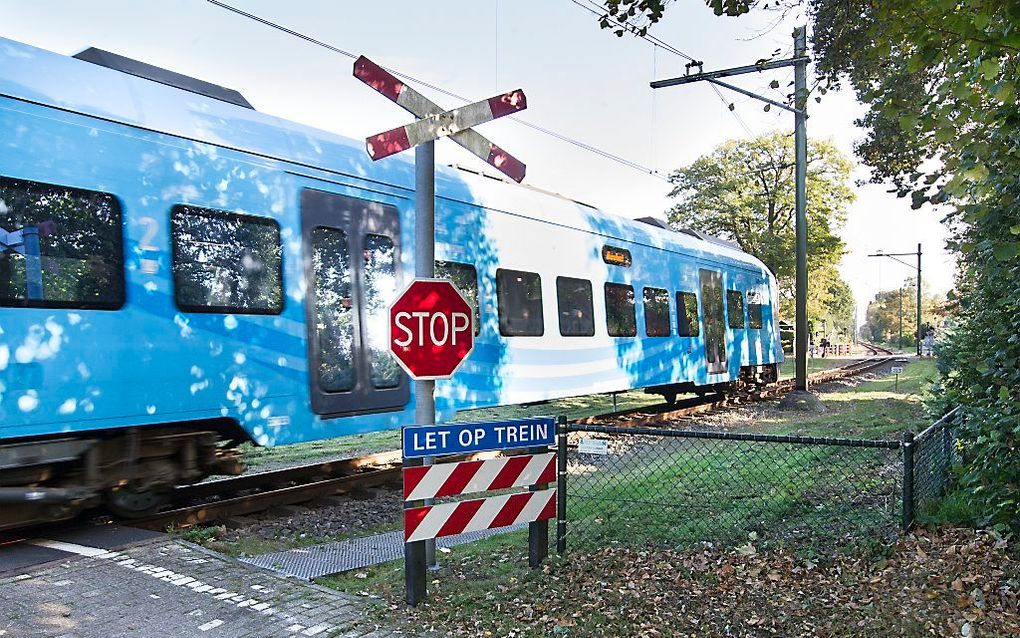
[861,279,945,348]
[598,0,1020,534]
[666,132,855,332]
[805,0,1020,535]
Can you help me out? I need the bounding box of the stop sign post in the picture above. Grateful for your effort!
[356,53,526,606]
[389,279,474,380]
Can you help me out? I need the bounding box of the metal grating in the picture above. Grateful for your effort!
[241,523,527,581]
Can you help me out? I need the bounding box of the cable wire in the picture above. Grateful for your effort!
[571,0,758,137]
[206,0,668,181]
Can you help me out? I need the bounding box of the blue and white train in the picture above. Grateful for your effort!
[0,38,782,528]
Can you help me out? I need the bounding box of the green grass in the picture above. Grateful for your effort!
[564,360,939,551]
[916,489,983,529]
[452,389,663,423]
[567,439,898,551]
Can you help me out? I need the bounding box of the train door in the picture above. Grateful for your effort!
[301,189,408,416]
[699,269,727,374]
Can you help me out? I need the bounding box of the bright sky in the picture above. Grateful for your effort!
[0,0,955,324]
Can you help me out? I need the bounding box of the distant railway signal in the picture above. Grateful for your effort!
[354,56,527,182]
[389,279,474,380]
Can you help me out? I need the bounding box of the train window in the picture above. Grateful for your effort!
[726,289,745,329]
[0,177,124,309]
[436,260,480,335]
[497,269,544,336]
[677,291,700,337]
[363,234,401,389]
[604,283,637,337]
[643,287,671,337]
[172,205,283,314]
[748,303,764,329]
[556,276,595,337]
[747,289,764,329]
[310,226,355,393]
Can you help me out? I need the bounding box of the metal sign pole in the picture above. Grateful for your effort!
[414,141,438,571]
[357,54,528,606]
[405,141,436,607]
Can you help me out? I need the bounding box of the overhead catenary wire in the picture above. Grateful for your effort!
[571,0,757,137]
[570,0,806,186]
[205,0,668,181]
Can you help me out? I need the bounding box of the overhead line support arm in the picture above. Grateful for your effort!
[649,57,809,89]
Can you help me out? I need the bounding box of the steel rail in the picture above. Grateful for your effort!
[132,465,401,531]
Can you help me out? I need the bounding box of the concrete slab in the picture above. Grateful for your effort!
[0,524,165,576]
[0,542,74,576]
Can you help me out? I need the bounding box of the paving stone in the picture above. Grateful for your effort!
[0,539,418,638]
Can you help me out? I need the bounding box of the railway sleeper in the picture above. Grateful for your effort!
[0,426,244,531]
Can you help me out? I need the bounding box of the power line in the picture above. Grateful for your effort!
[571,0,758,137]
[205,0,667,181]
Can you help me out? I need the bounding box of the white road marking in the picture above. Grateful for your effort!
[28,540,111,557]
[198,619,224,631]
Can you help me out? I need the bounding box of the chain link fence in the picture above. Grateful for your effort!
[554,413,960,553]
[910,407,962,516]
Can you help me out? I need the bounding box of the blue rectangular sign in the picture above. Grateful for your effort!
[402,416,556,459]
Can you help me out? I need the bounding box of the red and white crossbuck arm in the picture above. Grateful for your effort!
[404,488,556,542]
[354,56,527,182]
[403,453,554,501]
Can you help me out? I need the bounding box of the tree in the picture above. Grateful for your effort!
[861,279,945,349]
[597,0,1020,532]
[666,132,855,333]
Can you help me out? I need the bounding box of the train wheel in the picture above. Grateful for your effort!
[106,485,169,518]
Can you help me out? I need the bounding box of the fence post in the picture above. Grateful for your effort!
[528,444,550,569]
[941,415,953,496]
[901,430,915,532]
[556,416,568,555]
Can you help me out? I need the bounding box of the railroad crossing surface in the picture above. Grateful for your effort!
[0,526,415,638]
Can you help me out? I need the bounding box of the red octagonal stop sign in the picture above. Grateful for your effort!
[389,279,474,380]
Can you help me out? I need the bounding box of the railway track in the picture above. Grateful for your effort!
[860,341,895,356]
[129,355,902,531]
[578,355,901,428]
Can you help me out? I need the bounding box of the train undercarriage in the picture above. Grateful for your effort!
[0,423,244,532]
[645,363,780,403]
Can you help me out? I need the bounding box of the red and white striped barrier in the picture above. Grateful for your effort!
[403,453,554,501]
[404,488,556,543]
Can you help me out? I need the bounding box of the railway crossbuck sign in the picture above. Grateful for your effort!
[389,279,474,380]
[354,56,527,182]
